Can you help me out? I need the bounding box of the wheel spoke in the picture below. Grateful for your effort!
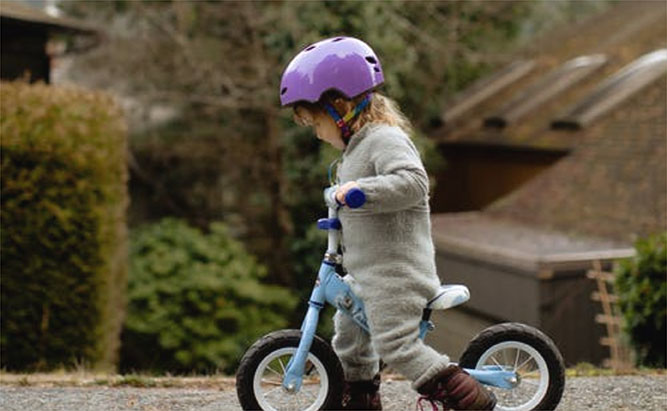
[520,363,538,376]
[490,355,503,368]
[248,341,336,411]
[464,332,561,411]
[516,356,534,373]
[522,371,541,379]
[266,365,283,379]
[262,385,283,397]
[295,391,303,409]
[522,379,541,387]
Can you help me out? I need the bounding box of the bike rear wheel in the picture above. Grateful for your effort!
[459,322,565,411]
[236,329,344,410]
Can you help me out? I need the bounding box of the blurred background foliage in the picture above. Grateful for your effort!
[122,218,296,374]
[47,0,610,373]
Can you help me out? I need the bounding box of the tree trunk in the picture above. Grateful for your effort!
[264,106,293,286]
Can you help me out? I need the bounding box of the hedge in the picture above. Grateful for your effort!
[1,81,128,371]
[121,218,297,374]
[615,232,667,368]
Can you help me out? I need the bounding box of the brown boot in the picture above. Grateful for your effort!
[340,373,382,410]
[416,365,496,410]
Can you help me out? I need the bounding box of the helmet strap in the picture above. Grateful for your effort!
[323,93,373,145]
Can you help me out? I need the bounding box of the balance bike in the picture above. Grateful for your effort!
[236,187,565,410]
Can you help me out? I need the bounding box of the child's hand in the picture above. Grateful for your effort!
[336,181,360,205]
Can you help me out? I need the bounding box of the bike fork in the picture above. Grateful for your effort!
[282,261,333,393]
[282,302,322,393]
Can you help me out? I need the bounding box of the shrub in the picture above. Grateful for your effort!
[121,218,297,374]
[0,81,128,371]
[615,232,667,367]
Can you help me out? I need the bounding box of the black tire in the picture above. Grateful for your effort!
[459,322,565,411]
[236,329,344,410]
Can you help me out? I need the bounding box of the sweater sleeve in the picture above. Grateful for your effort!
[354,128,429,213]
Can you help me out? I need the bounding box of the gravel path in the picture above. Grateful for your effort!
[1,375,665,410]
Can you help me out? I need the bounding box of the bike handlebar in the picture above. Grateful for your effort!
[324,186,366,209]
[345,188,366,209]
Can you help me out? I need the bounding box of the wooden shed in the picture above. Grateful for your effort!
[427,213,634,365]
[0,1,97,83]
[428,1,666,366]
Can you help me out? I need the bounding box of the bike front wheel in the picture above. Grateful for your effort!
[236,329,344,411]
[459,322,565,411]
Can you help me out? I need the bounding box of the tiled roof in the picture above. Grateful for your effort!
[432,75,665,258]
[552,49,667,130]
[488,75,666,244]
[486,54,608,129]
[430,1,666,260]
[432,1,666,151]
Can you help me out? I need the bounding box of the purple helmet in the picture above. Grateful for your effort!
[280,36,384,106]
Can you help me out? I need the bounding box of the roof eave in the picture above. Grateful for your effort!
[434,232,635,274]
[0,3,98,36]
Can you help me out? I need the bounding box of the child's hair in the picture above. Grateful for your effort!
[294,90,414,137]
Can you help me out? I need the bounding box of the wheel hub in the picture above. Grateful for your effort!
[284,383,297,393]
[506,373,521,388]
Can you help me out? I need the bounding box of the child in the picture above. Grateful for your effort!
[280,36,496,411]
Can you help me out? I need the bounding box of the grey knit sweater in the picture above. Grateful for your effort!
[337,122,440,301]
[333,123,449,386]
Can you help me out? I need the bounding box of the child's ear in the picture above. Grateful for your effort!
[333,97,352,112]
[293,106,314,126]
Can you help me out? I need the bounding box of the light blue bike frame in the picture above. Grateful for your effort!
[281,188,516,393]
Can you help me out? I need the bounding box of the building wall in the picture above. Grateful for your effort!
[435,250,541,325]
[539,270,608,366]
[431,144,565,212]
[433,249,611,366]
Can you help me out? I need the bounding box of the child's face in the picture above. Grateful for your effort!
[294,106,345,150]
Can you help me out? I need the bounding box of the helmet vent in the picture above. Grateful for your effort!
[281,87,288,95]
[305,45,316,51]
[332,37,345,42]
[365,56,377,64]
[374,67,380,73]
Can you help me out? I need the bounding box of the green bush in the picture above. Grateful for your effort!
[615,232,667,368]
[122,218,297,374]
[0,81,128,371]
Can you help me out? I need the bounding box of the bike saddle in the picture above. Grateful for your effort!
[426,285,470,310]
